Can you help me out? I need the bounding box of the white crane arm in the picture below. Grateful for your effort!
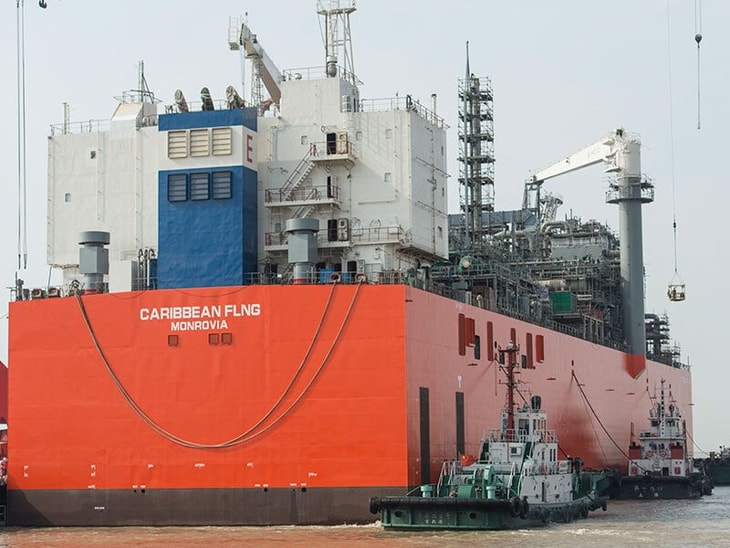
[231,22,283,106]
[530,129,640,184]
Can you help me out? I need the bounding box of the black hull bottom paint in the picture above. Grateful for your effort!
[7,487,404,526]
[612,476,703,500]
[371,495,607,530]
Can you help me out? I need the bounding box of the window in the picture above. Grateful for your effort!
[190,173,210,200]
[300,135,308,145]
[327,219,338,242]
[168,174,187,202]
[384,172,392,183]
[212,171,232,199]
[168,130,188,159]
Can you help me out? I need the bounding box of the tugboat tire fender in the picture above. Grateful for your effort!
[369,497,381,514]
[563,507,573,523]
[519,496,530,519]
[509,497,522,517]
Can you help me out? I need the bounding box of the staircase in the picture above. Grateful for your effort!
[292,187,320,219]
[280,151,315,201]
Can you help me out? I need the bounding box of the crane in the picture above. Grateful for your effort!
[229,20,283,108]
[529,128,654,378]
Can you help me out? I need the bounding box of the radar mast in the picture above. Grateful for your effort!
[317,0,357,84]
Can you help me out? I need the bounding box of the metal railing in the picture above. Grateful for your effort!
[50,119,110,135]
[359,95,448,129]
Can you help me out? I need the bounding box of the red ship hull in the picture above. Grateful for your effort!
[6,284,692,525]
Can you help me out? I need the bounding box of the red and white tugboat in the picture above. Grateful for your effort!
[615,379,711,499]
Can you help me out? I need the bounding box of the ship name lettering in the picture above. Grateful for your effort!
[246,133,254,164]
[224,304,261,317]
[140,304,255,321]
[140,306,218,321]
[170,320,229,331]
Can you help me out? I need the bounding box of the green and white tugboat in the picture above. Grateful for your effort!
[369,342,609,530]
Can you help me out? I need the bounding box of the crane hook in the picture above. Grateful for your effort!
[39,0,48,8]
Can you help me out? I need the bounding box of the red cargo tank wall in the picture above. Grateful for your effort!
[403,286,693,484]
[9,285,410,491]
[0,361,7,420]
[0,361,7,459]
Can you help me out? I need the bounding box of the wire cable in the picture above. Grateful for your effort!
[571,371,653,473]
[76,282,364,449]
[694,0,703,130]
[686,428,707,456]
[666,0,684,295]
[16,1,28,270]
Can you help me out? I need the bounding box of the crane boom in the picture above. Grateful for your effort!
[527,127,651,378]
[531,128,640,183]
[229,21,283,106]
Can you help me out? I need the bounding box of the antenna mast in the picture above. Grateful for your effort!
[317,0,357,84]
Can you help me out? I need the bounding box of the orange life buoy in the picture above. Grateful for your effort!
[645,450,653,458]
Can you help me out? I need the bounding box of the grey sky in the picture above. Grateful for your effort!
[1,0,727,453]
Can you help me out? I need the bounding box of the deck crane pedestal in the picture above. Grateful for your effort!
[529,128,654,377]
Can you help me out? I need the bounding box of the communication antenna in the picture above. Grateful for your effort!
[694,0,703,130]
[317,0,357,84]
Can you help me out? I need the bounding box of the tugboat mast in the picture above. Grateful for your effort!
[501,341,520,440]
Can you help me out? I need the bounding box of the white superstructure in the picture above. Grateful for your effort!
[45,2,448,292]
